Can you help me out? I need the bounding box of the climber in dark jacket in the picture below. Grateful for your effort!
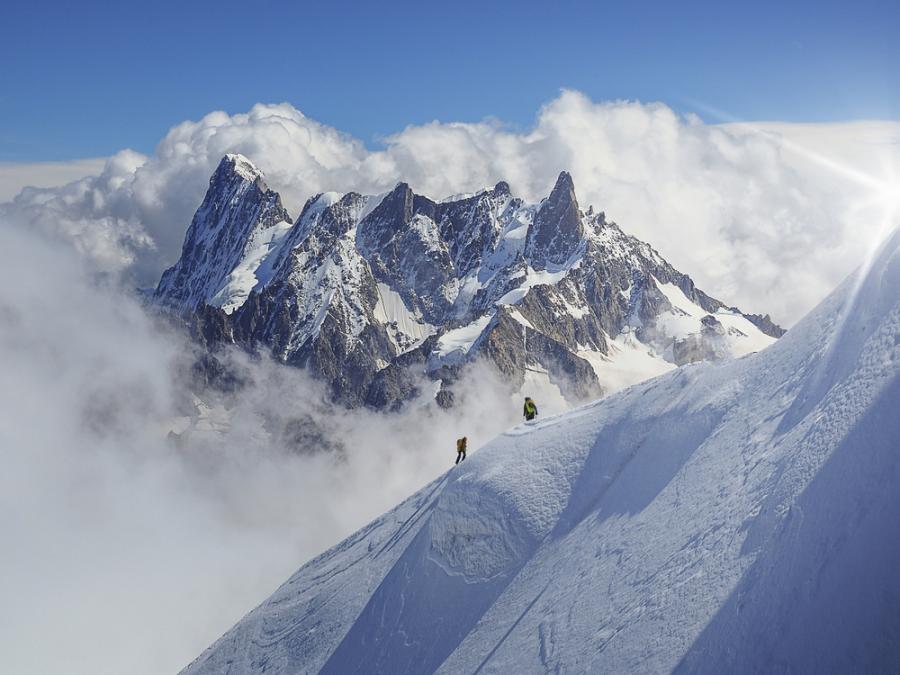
[523,397,538,421]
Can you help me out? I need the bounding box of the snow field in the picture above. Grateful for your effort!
[183,229,900,674]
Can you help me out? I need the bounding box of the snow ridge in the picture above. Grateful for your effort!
[181,228,900,675]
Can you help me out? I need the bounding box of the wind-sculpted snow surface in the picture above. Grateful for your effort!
[182,230,900,674]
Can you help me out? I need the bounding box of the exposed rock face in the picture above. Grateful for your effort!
[525,171,584,269]
[356,183,458,324]
[742,312,787,338]
[156,155,293,313]
[156,155,785,409]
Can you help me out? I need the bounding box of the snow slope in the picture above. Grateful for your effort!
[182,228,900,674]
[654,279,776,357]
[373,282,436,354]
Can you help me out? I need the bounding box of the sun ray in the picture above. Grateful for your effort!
[683,97,899,345]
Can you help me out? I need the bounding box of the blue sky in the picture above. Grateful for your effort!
[1,0,897,161]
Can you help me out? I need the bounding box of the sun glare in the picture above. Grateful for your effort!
[856,165,900,237]
[876,179,900,222]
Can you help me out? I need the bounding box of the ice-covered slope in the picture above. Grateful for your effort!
[181,229,899,673]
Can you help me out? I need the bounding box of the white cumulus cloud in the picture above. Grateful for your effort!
[0,157,108,201]
[0,222,540,675]
[2,91,899,323]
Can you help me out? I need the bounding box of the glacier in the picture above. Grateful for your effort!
[180,224,899,673]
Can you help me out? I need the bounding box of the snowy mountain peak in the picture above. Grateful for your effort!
[220,153,263,182]
[386,181,415,206]
[297,191,344,230]
[155,155,292,313]
[159,162,784,408]
[211,153,263,181]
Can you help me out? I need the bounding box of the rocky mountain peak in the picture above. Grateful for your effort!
[552,169,575,193]
[154,155,291,313]
[217,153,265,185]
[161,160,785,410]
[525,170,584,269]
[378,182,415,219]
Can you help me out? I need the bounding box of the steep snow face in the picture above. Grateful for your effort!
[430,313,494,367]
[208,219,294,314]
[495,265,572,305]
[373,282,436,354]
[181,230,900,675]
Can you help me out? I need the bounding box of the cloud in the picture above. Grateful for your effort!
[3,92,898,323]
[0,157,108,201]
[0,220,551,675]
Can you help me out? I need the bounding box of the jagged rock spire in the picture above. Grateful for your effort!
[525,171,584,269]
[155,154,291,312]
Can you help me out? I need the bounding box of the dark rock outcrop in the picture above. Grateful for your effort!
[525,171,584,269]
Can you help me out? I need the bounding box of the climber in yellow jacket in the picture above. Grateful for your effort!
[456,436,467,464]
[523,396,538,421]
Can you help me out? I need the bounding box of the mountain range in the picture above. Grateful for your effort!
[156,154,783,409]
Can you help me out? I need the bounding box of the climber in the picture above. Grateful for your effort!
[523,396,538,421]
[456,436,468,464]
